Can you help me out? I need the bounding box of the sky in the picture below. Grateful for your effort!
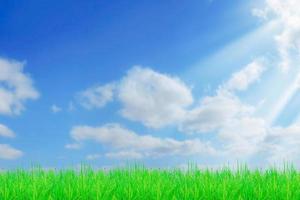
[1,0,300,169]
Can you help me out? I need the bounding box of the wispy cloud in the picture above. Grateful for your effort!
[69,123,216,159]
[77,83,116,109]
[0,144,23,160]
[51,104,62,113]
[0,124,15,138]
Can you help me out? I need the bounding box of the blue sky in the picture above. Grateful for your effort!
[1,0,300,169]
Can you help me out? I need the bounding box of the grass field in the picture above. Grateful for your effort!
[0,164,300,200]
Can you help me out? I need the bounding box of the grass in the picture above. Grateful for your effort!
[0,164,300,199]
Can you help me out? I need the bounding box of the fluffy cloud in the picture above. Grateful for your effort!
[0,124,15,138]
[70,2,300,165]
[180,59,264,134]
[0,57,39,160]
[77,83,116,109]
[73,61,268,162]
[78,67,193,129]
[261,125,300,163]
[70,123,216,159]
[178,59,271,161]
[219,117,267,158]
[180,91,254,133]
[254,0,300,71]
[118,67,194,128]
[0,144,23,160]
[0,58,39,115]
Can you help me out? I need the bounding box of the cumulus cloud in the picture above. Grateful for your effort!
[69,2,300,166]
[77,66,193,129]
[73,61,268,162]
[177,58,272,162]
[77,83,116,109]
[180,91,254,133]
[118,67,194,128]
[0,144,23,160]
[0,124,15,138]
[219,117,267,158]
[180,59,264,134]
[259,124,300,163]
[0,58,39,115]
[70,123,216,159]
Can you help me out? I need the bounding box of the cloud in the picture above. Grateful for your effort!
[77,83,116,109]
[77,66,193,129]
[118,66,194,128]
[68,2,300,166]
[180,91,254,133]
[0,144,23,160]
[72,61,268,162]
[51,104,62,113]
[223,60,266,92]
[0,124,15,138]
[259,124,300,163]
[0,58,39,115]
[70,123,216,158]
[177,58,272,162]
[180,59,264,134]
[105,150,143,160]
[219,117,267,158]
[254,0,300,72]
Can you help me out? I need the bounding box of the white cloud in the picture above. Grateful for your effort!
[105,150,143,160]
[0,58,39,115]
[219,117,267,158]
[0,124,15,138]
[77,66,194,129]
[51,104,62,113]
[70,123,216,158]
[223,60,266,92]
[118,66,194,128]
[86,154,101,160]
[64,1,300,167]
[180,91,254,133]
[254,0,300,72]
[180,59,265,134]
[0,144,23,160]
[77,83,116,109]
[178,59,270,161]
[260,124,300,164]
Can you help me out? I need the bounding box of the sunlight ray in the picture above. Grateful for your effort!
[268,71,300,124]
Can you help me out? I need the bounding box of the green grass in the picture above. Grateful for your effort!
[1,164,300,199]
